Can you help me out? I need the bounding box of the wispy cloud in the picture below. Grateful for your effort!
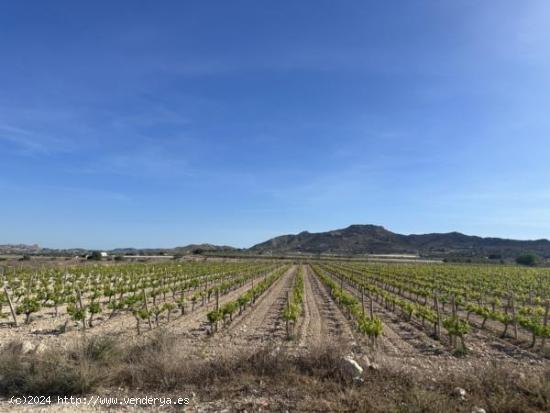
[100,151,189,178]
[0,181,131,203]
[468,1,550,67]
[74,141,191,179]
[0,106,83,155]
[108,101,192,131]
[50,185,132,203]
[0,124,49,153]
[443,191,550,203]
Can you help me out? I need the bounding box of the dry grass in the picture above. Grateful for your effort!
[0,339,108,396]
[0,332,548,412]
[114,333,353,390]
[445,362,550,413]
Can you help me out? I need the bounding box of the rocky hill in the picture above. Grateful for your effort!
[0,243,236,257]
[4,226,549,260]
[0,244,42,254]
[250,225,550,258]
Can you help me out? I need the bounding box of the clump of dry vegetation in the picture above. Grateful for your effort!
[0,338,115,396]
[0,331,548,412]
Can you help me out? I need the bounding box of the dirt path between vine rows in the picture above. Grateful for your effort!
[117,267,294,346]
[75,276,267,345]
[364,278,547,359]
[340,278,446,357]
[0,268,286,351]
[333,271,549,373]
[307,266,422,357]
[457,307,548,357]
[346,276,545,362]
[0,273,218,344]
[205,266,297,352]
[296,265,357,351]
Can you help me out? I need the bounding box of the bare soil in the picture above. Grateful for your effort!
[297,265,357,350]
[0,263,548,412]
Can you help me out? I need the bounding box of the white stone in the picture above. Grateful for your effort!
[35,342,47,354]
[341,356,364,380]
[20,341,35,354]
[453,387,467,400]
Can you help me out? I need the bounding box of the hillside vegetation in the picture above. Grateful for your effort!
[251,224,550,259]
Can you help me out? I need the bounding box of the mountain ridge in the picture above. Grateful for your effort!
[2,225,549,259]
[0,243,237,256]
[250,224,550,258]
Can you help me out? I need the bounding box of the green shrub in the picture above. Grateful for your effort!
[516,253,540,266]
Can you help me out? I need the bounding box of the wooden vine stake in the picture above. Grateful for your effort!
[286,290,291,338]
[361,287,365,316]
[3,286,18,327]
[451,295,457,348]
[143,289,153,330]
[434,293,441,340]
[511,295,518,340]
[77,288,86,333]
[542,300,549,349]
[215,289,220,332]
[369,292,374,319]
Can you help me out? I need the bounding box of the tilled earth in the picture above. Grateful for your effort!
[0,264,548,412]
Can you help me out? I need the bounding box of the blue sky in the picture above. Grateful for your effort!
[1,1,549,249]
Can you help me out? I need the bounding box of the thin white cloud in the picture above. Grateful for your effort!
[75,142,191,179]
[0,124,48,153]
[0,107,82,155]
[0,181,131,203]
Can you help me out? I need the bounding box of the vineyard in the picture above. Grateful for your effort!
[2,259,548,353]
[0,259,549,411]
